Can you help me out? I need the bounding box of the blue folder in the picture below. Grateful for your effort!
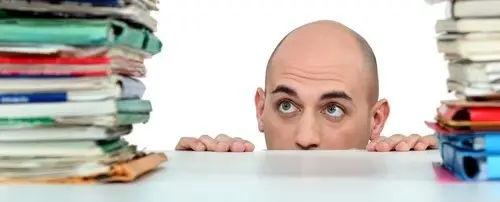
[440,141,500,181]
[437,132,500,153]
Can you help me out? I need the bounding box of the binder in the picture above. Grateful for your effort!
[440,141,500,181]
[0,3,158,31]
[427,121,500,152]
[0,19,161,54]
[436,100,500,130]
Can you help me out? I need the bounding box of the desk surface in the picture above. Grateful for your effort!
[1,150,499,202]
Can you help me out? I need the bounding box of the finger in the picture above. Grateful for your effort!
[366,136,388,151]
[414,136,433,151]
[215,134,232,142]
[214,134,235,152]
[395,134,421,152]
[375,134,405,152]
[232,137,255,152]
[175,137,206,151]
[425,135,439,149]
[420,135,439,150]
[199,135,229,152]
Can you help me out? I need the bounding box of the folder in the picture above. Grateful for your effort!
[0,57,146,78]
[0,77,146,103]
[0,125,132,141]
[0,3,157,31]
[0,99,152,118]
[436,100,500,129]
[427,121,500,152]
[440,141,500,181]
[0,152,167,183]
[0,18,161,54]
[0,113,150,129]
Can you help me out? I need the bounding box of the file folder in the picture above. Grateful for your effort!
[436,100,500,130]
[440,141,500,181]
[427,121,500,152]
[0,19,162,54]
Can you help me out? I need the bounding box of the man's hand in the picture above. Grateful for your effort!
[366,134,438,152]
[175,134,255,152]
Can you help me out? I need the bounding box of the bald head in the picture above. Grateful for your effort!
[265,20,379,102]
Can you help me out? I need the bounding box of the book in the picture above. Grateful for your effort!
[0,114,150,128]
[0,76,146,103]
[0,99,152,118]
[0,125,132,141]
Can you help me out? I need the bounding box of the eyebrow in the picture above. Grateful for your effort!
[271,85,353,101]
[271,85,297,97]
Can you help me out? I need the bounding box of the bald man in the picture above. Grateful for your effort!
[176,20,438,152]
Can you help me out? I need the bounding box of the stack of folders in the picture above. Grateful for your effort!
[427,0,500,181]
[0,0,167,183]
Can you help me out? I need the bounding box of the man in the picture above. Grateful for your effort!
[175,20,438,152]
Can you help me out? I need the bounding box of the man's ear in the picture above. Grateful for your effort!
[370,99,390,141]
[254,87,266,133]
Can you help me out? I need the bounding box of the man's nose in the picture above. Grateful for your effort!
[294,114,321,150]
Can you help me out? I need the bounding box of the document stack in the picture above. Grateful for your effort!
[0,0,167,183]
[426,0,500,181]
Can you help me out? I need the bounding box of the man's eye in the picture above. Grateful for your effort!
[324,104,345,118]
[278,101,298,113]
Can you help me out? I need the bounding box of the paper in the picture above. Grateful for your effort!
[432,162,462,183]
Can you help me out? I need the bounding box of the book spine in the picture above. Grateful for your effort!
[0,92,67,103]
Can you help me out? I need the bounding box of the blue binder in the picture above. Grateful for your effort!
[440,141,500,181]
[437,132,500,153]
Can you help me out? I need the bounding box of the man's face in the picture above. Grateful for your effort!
[255,24,383,150]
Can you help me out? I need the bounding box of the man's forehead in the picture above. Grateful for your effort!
[269,22,365,77]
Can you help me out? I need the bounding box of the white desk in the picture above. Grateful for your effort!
[1,150,499,202]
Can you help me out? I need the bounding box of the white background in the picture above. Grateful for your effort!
[127,0,452,151]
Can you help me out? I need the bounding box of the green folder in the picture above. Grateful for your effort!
[0,18,162,54]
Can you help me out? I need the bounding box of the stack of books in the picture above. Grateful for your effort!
[427,0,500,181]
[0,0,167,183]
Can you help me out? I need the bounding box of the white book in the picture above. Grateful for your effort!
[0,76,118,92]
[0,139,126,157]
[437,33,500,56]
[0,162,110,178]
[0,125,132,141]
[0,75,145,100]
[436,19,500,33]
[450,0,500,18]
[0,100,117,118]
[448,62,500,83]
[447,79,500,97]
